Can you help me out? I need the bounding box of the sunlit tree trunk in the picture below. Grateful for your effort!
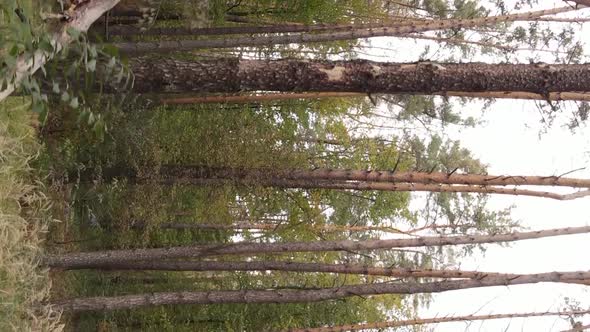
[45,225,590,269]
[51,270,590,312]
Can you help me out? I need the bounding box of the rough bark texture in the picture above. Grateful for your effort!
[161,92,366,104]
[130,58,590,98]
[114,7,576,53]
[160,91,590,105]
[286,310,590,332]
[106,22,418,36]
[51,270,590,312]
[89,165,590,200]
[157,166,590,188]
[71,260,554,282]
[130,221,407,234]
[45,225,590,269]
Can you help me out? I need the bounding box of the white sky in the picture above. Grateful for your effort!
[357,2,590,330]
[425,99,590,331]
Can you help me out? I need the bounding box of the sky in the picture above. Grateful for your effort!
[425,99,590,331]
[357,2,590,330]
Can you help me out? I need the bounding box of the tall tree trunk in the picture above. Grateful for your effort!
[50,270,590,312]
[128,58,590,99]
[107,11,590,37]
[160,91,590,105]
[45,225,590,269]
[130,221,409,234]
[156,166,590,188]
[69,259,589,286]
[113,6,576,54]
[89,165,590,200]
[161,92,366,104]
[285,309,590,332]
[106,21,421,37]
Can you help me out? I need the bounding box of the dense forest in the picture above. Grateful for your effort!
[1,0,590,331]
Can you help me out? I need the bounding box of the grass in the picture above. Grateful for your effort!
[0,98,63,331]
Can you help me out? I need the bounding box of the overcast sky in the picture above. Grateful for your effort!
[358,2,590,330]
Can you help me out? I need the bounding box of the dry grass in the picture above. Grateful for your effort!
[0,99,63,331]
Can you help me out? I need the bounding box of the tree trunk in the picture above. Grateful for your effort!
[50,270,590,312]
[128,58,590,99]
[156,166,590,188]
[161,92,366,104]
[45,225,590,269]
[106,21,420,37]
[89,165,590,200]
[69,260,586,285]
[113,6,575,54]
[130,221,409,234]
[285,309,590,332]
[160,91,590,105]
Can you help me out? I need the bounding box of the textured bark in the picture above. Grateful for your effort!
[0,0,120,102]
[158,166,590,188]
[130,221,408,234]
[159,91,590,104]
[114,7,576,54]
[286,309,590,332]
[129,58,590,98]
[90,165,590,200]
[161,92,366,104]
[106,22,418,36]
[45,225,590,269]
[51,270,590,312]
[71,260,572,284]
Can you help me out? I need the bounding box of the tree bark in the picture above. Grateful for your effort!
[0,0,120,102]
[90,165,590,200]
[45,225,590,269]
[156,166,590,188]
[160,92,366,104]
[128,58,590,99]
[113,6,576,54]
[160,91,590,105]
[50,270,590,312]
[130,221,408,234]
[70,260,587,286]
[285,309,590,332]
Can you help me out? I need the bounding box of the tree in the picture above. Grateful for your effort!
[45,225,590,269]
[127,58,590,100]
[112,6,578,53]
[286,309,590,332]
[85,165,590,200]
[51,270,590,312]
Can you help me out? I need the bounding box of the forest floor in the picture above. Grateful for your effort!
[0,99,62,331]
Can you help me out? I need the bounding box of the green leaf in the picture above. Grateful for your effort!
[86,59,96,72]
[38,38,54,53]
[52,82,60,93]
[69,97,79,109]
[66,27,81,39]
[61,91,70,102]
